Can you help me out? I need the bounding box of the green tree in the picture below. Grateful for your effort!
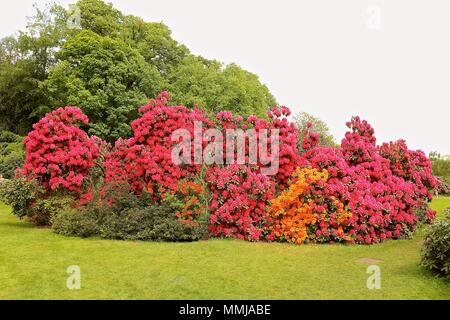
[0,0,278,141]
[429,152,450,183]
[44,30,163,140]
[169,56,276,119]
[294,112,337,150]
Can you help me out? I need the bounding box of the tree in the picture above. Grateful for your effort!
[429,151,450,183]
[44,29,163,141]
[294,112,337,150]
[168,56,276,119]
[0,0,278,141]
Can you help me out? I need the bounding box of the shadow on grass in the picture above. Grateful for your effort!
[0,220,35,229]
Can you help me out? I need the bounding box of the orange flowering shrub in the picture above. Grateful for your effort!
[269,167,328,244]
[269,167,352,244]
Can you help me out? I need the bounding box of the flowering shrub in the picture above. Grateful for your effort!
[104,92,213,195]
[297,116,438,244]
[271,167,331,244]
[162,180,208,228]
[21,107,100,194]
[12,91,438,245]
[206,164,276,241]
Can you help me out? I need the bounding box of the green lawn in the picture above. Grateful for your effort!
[0,199,449,300]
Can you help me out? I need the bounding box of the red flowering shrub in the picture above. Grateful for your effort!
[162,180,208,228]
[206,164,276,241]
[104,92,213,196]
[21,107,100,194]
[16,91,437,245]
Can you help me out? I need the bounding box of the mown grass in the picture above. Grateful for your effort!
[0,198,449,300]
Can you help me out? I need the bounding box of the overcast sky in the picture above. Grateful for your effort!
[1,0,449,155]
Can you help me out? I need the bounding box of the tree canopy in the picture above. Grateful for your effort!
[294,112,337,149]
[0,0,276,141]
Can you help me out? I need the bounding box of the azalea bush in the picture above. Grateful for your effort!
[206,164,276,241]
[104,92,214,199]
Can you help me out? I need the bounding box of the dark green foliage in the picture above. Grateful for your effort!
[53,184,208,241]
[421,211,450,279]
[0,0,277,141]
[0,131,25,179]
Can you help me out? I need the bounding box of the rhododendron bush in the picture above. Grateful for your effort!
[104,92,213,195]
[296,117,437,244]
[13,91,437,246]
[21,107,100,194]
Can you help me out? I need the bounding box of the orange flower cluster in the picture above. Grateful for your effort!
[269,167,329,244]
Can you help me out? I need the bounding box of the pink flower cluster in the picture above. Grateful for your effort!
[206,164,276,241]
[21,107,100,194]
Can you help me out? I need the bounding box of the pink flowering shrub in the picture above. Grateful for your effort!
[21,107,100,194]
[296,116,438,244]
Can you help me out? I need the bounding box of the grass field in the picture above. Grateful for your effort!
[0,198,449,300]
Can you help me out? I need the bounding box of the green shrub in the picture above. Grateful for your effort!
[0,178,39,218]
[100,206,207,241]
[421,212,450,279]
[0,131,25,179]
[52,207,100,238]
[53,185,207,242]
[0,177,74,225]
[31,196,75,226]
[0,151,25,179]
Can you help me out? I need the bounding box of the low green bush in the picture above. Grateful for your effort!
[0,178,39,218]
[421,210,450,279]
[52,184,208,242]
[52,207,99,238]
[0,178,74,225]
[31,196,75,226]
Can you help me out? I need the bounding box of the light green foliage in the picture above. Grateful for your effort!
[0,178,39,218]
[294,112,337,149]
[430,151,450,184]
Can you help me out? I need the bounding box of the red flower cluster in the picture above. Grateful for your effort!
[21,107,100,194]
[104,92,213,195]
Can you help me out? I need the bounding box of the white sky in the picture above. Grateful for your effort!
[1,0,449,155]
